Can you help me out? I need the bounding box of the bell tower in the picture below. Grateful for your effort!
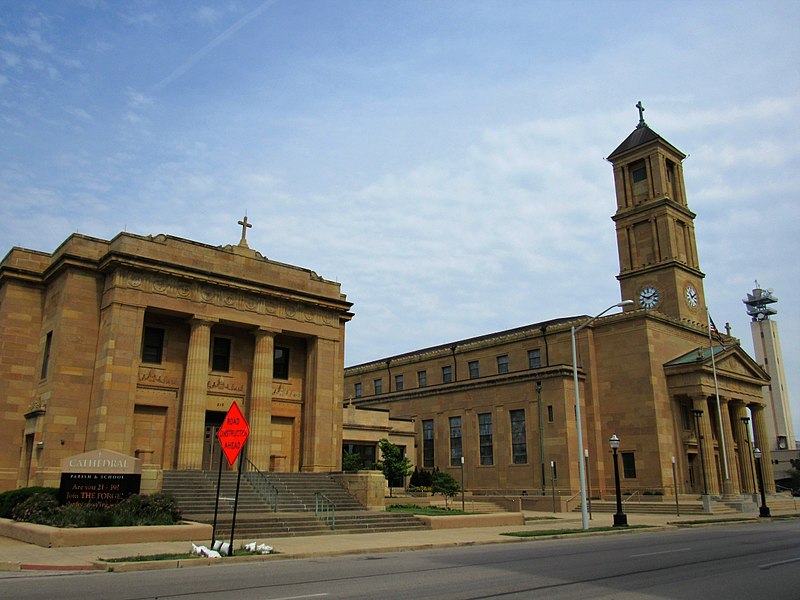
[608,102,706,322]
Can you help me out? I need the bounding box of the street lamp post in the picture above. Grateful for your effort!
[609,434,628,527]
[692,408,708,495]
[460,456,465,513]
[741,416,758,498]
[571,300,633,530]
[671,456,680,516]
[754,447,771,518]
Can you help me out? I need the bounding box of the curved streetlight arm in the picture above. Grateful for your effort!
[574,300,635,335]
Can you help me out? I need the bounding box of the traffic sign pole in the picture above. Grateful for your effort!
[229,445,245,556]
[211,446,223,548]
[215,402,250,557]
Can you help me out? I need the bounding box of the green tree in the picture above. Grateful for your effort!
[342,451,363,473]
[377,438,413,497]
[789,459,800,493]
[431,470,460,508]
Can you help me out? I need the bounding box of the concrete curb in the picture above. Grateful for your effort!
[0,518,212,548]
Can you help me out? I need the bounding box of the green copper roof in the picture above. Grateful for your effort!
[665,345,727,366]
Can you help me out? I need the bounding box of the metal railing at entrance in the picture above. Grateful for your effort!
[243,458,279,512]
[315,491,336,530]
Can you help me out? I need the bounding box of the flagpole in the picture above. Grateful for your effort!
[707,308,730,482]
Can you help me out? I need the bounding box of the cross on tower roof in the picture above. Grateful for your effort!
[238,215,252,248]
[636,100,647,128]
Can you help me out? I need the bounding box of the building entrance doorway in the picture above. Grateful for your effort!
[203,411,227,470]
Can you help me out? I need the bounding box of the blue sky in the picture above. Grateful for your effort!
[2,1,799,436]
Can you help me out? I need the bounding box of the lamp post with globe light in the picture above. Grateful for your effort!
[609,434,628,527]
[754,447,771,518]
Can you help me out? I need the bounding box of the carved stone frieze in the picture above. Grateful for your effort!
[121,269,337,328]
[138,367,180,388]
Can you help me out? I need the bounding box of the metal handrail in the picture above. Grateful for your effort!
[315,491,336,530]
[622,490,641,505]
[775,483,798,510]
[243,458,279,512]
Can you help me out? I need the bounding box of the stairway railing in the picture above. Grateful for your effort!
[243,458,279,512]
[315,491,336,530]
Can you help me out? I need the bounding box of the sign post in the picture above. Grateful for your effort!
[213,402,250,556]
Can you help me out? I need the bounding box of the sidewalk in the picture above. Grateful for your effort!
[0,510,785,574]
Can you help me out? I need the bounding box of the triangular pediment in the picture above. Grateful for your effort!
[665,344,767,381]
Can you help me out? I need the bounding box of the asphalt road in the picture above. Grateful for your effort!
[2,520,799,599]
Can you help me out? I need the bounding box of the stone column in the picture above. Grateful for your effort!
[719,399,740,497]
[751,405,776,493]
[731,402,756,494]
[87,302,145,453]
[692,396,720,495]
[176,317,216,469]
[248,327,279,472]
[301,336,343,472]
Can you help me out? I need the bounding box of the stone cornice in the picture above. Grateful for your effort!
[345,317,577,374]
[350,366,573,405]
[115,268,346,329]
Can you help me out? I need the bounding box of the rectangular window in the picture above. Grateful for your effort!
[449,416,462,466]
[354,382,362,398]
[40,331,53,379]
[395,374,404,391]
[374,379,383,395]
[468,360,479,379]
[547,405,554,423]
[141,326,164,365]
[680,404,691,430]
[622,452,637,478]
[510,409,527,464]
[479,413,493,465]
[496,355,509,374]
[211,337,231,372]
[422,419,435,468]
[442,365,453,384]
[550,461,558,480]
[273,346,290,379]
[632,165,647,183]
[417,370,427,388]
[528,348,541,369]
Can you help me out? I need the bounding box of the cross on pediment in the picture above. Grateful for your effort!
[238,216,252,248]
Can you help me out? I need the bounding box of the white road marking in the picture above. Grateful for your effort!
[759,557,800,570]
[630,547,691,558]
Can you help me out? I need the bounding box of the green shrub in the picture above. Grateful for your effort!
[342,451,363,472]
[11,492,59,524]
[410,467,433,488]
[107,493,181,526]
[8,491,181,528]
[0,487,59,519]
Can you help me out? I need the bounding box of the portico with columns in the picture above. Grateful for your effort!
[666,344,773,497]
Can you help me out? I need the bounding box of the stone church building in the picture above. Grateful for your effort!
[0,221,414,493]
[0,110,776,504]
[345,112,775,500]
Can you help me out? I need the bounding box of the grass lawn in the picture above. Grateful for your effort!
[502,525,652,537]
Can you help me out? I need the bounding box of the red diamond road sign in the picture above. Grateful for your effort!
[217,402,250,465]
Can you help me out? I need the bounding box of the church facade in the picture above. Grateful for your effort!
[345,112,775,500]
[0,224,359,493]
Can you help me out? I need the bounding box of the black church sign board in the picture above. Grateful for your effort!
[59,449,142,507]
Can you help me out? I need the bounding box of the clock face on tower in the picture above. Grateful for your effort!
[638,286,660,309]
[685,285,699,308]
